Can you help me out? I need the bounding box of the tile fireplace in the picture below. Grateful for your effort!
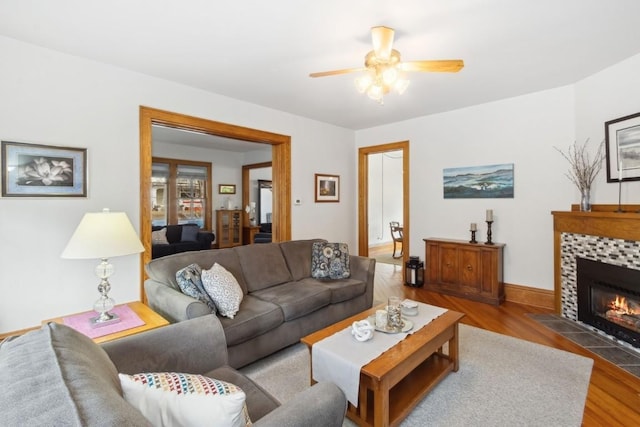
[553,205,640,351]
[576,257,640,349]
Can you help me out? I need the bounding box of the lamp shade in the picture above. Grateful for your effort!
[61,209,144,259]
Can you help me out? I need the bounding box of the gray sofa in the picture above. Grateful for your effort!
[0,315,347,426]
[145,239,376,368]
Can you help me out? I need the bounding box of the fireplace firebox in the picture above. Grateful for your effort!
[576,257,640,349]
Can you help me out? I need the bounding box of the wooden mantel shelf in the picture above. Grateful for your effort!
[551,204,640,312]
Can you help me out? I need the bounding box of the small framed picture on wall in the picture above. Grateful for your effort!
[315,173,340,202]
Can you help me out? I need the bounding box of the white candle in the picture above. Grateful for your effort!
[470,223,477,231]
[486,209,493,222]
[619,160,623,182]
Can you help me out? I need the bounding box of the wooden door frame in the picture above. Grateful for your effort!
[358,141,410,265]
[139,106,291,302]
[242,161,272,227]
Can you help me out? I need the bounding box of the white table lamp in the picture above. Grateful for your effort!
[61,208,144,327]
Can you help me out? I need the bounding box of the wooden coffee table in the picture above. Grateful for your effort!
[301,305,464,427]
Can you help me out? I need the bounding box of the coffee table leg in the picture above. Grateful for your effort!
[450,322,460,372]
[372,381,389,427]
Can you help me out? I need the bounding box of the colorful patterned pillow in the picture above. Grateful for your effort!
[119,372,251,427]
[311,242,351,279]
[152,227,169,244]
[201,263,244,318]
[175,263,217,312]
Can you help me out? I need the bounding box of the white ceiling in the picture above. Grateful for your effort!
[1,1,640,131]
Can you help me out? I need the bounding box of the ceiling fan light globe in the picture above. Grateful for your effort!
[367,84,384,101]
[355,74,373,93]
[381,67,398,85]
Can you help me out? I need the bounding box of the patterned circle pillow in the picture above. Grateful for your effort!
[311,242,351,279]
[201,263,243,318]
[119,372,251,427]
[175,263,217,312]
[152,227,169,244]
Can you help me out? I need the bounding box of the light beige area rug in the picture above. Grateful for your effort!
[242,324,593,427]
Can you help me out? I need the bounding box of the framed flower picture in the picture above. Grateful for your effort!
[1,141,87,197]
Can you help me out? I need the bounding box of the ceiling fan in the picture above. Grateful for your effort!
[309,26,464,104]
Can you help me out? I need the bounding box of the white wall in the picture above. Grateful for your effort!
[0,36,355,333]
[356,52,640,291]
[368,151,403,244]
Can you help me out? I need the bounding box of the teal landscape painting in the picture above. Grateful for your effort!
[443,163,514,199]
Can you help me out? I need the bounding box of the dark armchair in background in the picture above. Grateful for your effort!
[254,222,272,243]
[152,224,214,258]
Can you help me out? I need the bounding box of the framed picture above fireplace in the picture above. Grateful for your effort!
[605,112,640,183]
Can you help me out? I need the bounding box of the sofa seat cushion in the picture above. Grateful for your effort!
[206,365,279,422]
[219,295,284,346]
[299,277,367,304]
[0,323,150,427]
[251,281,332,321]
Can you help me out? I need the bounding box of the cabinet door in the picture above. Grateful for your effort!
[218,211,231,247]
[458,247,481,292]
[425,242,440,283]
[231,211,241,245]
[480,248,498,296]
[439,245,458,285]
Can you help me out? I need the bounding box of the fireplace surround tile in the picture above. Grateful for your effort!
[530,313,640,379]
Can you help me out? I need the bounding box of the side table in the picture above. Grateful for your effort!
[43,301,169,344]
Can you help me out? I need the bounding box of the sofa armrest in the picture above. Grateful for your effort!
[144,280,212,323]
[254,382,346,427]
[102,315,228,375]
[197,231,215,248]
[349,255,376,306]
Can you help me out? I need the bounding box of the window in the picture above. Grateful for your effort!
[152,157,212,230]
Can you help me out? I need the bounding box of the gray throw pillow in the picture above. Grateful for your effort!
[181,225,200,242]
[176,263,216,312]
[311,242,351,279]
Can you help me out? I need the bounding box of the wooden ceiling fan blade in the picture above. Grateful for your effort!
[309,67,365,78]
[401,59,464,73]
[371,26,394,60]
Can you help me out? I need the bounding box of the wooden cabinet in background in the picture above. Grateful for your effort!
[215,210,242,248]
[424,238,505,305]
[242,226,260,245]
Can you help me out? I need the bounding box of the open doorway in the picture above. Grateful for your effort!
[358,141,409,268]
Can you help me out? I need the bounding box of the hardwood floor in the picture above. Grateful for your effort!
[373,262,640,426]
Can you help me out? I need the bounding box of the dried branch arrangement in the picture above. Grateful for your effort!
[554,139,605,192]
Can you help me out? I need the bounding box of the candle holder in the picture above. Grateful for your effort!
[485,221,494,245]
[469,229,477,244]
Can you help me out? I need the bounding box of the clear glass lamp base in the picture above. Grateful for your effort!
[90,295,120,328]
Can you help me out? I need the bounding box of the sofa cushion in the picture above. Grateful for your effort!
[119,372,250,427]
[152,227,169,244]
[176,263,217,312]
[279,239,326,281]
[181,224,200,242]
[235,243,293,292]
[311,242,351,279]
[251,281,332,321]
[219,295,284,346]
[202,263,244,318]
[146,248,248,293]
[298,277,367,304]
[0,323,150,427]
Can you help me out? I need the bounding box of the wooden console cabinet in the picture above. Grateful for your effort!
[215,209,242,248]
[424,238,505,305]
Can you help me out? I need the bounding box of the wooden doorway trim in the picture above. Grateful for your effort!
[140,106,291,302]
[358,141,410,263]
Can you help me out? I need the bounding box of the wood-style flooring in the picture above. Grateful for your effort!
[373,262,640,426]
